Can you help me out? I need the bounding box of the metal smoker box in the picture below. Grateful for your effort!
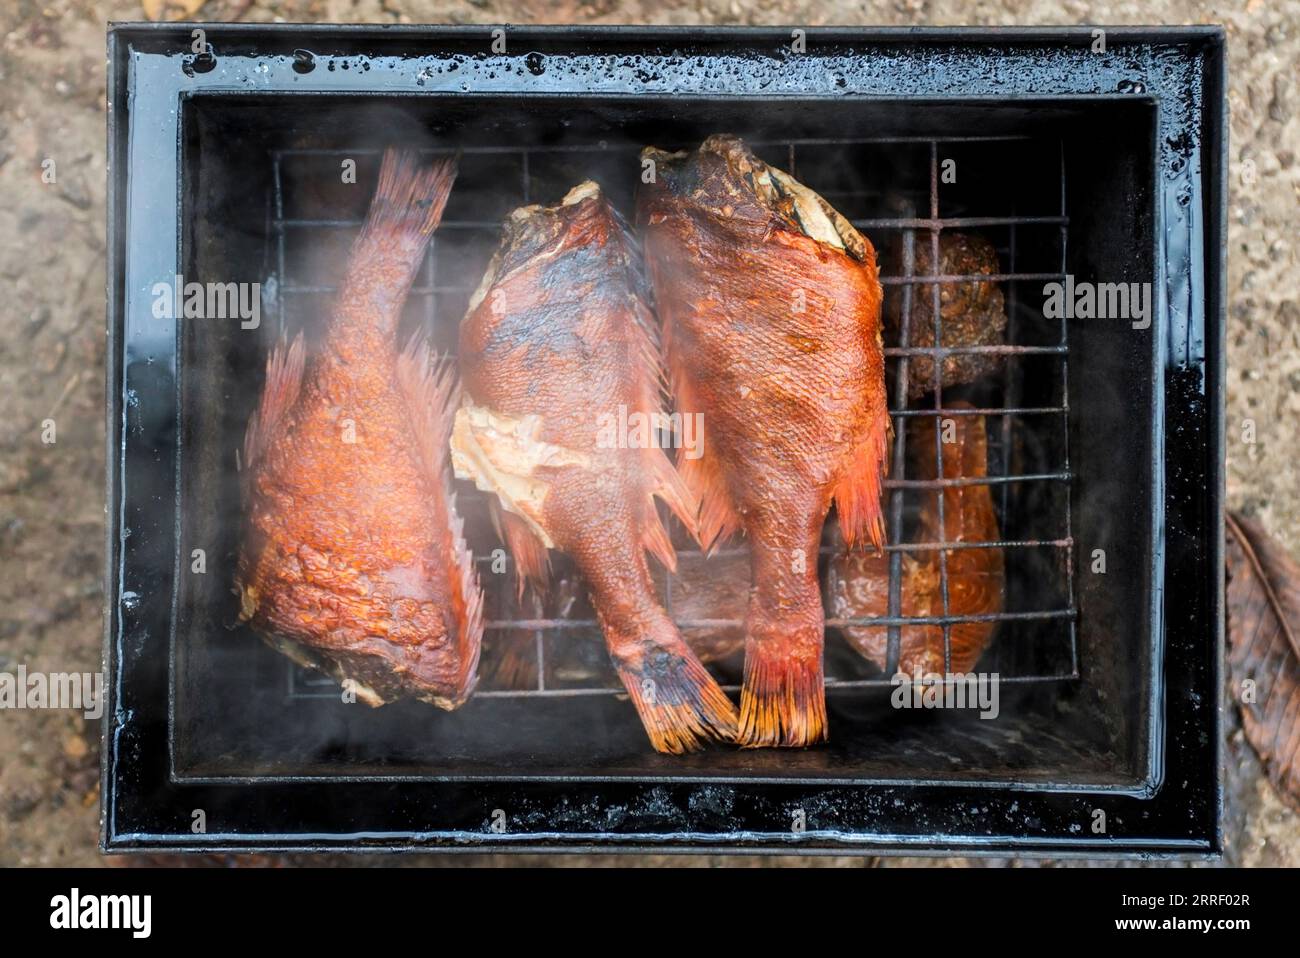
[104,23,1226,855]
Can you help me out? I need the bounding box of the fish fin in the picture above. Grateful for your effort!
[607,619,739,753]
[833,408,891,552]
[623,238,701,560]
[242,333,305,471]
[395,336,458,476]
[738,638,829,748]
[608,202,655,308]
[681,448,742,554]
[441,495,485,709]
[394,338,484,703]
[641,499,678,575]
[358,148,458,248]
[496,504,551,601]
[660,305,741,552]
[648,446,697,522]
[641,444,701,572]
[609,202,663,386]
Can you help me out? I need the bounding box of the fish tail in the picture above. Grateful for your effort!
[738,622,829,748]
[738,529,829,748]
[360,148,458,247]
[336,149,459,339]
[604,613,739,754]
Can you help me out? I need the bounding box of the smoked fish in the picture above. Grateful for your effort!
[827,405,1005,675]
[453,181,739,753]
[236,149,483,709]
[639,135,889,746]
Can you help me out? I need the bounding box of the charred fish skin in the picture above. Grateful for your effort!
[887,232,1008,399]
[455,181,739,754]
[236,149,484,710]
[639,135,890,747]
[827,404,1005,675]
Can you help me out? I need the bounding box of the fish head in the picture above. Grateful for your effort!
[639,135,872,263]
[459,179,642,399]
[465,179,612,317]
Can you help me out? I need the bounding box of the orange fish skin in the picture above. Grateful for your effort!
[456,182,738,753]
[237,150,483,710]
[640,136,889,747]
[827,405,1005,675]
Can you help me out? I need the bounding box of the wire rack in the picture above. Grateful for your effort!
[269,134,1078,701]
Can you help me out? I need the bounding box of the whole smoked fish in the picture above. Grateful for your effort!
[236,149,483,709]
[640,136,889,747]
[453,181,739,753]
[827,405,1005,675]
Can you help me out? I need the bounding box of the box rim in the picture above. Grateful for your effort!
[102,24,1225,855]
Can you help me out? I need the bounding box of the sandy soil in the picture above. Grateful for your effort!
[0,0,1295,867]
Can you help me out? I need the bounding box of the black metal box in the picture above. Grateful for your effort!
[104,23,1226,855]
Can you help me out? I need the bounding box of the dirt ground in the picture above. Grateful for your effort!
[0,0,1296,868]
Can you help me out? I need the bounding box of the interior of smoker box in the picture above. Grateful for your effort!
[173,94,1156,785]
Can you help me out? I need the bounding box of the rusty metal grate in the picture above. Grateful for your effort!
[269,134,1078,700]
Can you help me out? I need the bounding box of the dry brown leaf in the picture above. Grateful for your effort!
[1226,512,1300,812]
[142,0,207,22]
